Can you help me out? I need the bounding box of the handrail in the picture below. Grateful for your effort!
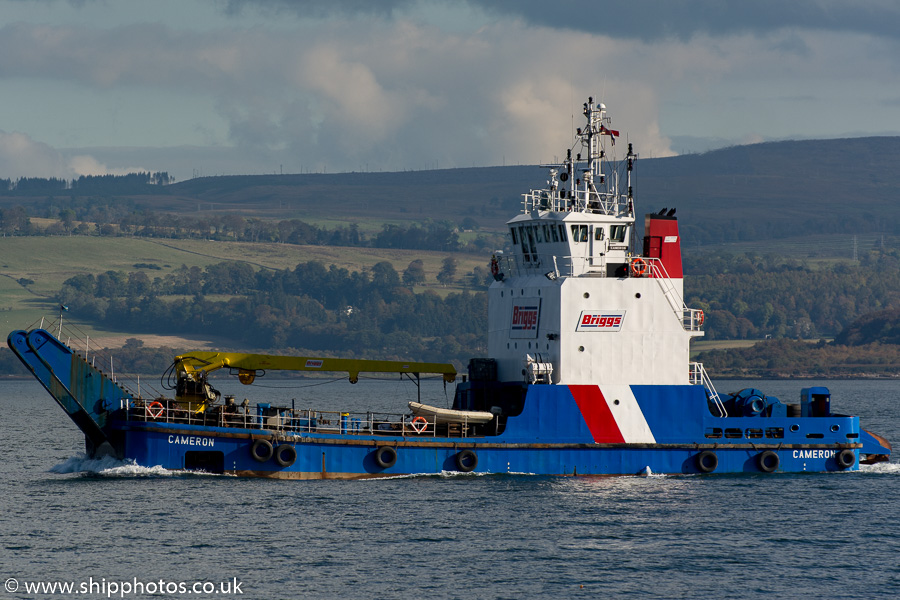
[690,362,726,417]
[640,258,704,333]
[125,403,478,439]
[497,253,607,279]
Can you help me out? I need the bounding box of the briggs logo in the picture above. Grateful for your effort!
[510,300,541,339]
[576,310,625,332]
[512,306,539,330]
[305,360,324,368]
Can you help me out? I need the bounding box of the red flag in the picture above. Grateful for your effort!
[600,125,619,137]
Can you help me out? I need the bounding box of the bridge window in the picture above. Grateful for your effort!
[520,227,531,259]
[558,224,567,241]
[535,225,543,243]
[594,227,605,241]
[571,224,588,243]
[543,224,551,242]
[611,225,627,242]
[511,228,518,244]
[550,225,559,242]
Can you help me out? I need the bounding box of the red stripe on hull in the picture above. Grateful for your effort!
[568,385,625,443]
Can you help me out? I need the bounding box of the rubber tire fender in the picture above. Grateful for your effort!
[695,450,718,473]
[374,446,397,469]
[251,439,274,463]
[757,450,779,473]
[455,449,478,473]
[836,448,856,470]
[274,444,296,468]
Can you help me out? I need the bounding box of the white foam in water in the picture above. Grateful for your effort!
[49,453,217,477]
[859,461,900,475]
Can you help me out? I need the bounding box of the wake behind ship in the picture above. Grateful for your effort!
[8,98,892,477]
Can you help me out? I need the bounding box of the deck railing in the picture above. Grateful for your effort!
[689,362,726,417]
[124,402,480,438]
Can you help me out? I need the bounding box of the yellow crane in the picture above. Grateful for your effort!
[169,351,457,408]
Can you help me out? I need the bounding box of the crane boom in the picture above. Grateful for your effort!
[175,351,457,384]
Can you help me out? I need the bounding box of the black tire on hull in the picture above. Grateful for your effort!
[251,439,274,462]
[274,444,296,467]
[836,449,856,470]
[374,446,397,469]
[695,450,718,473]
[757,450,780,473]
[455,449,478,472]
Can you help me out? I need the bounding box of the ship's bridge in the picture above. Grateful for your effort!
[506,210,634,279]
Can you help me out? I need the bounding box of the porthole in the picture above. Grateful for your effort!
[831,424,840,432]
[583,292,590,299]
[613,399,620,405]
[578,346,585,352]
[635,293,641,299]
[790,424,799,432]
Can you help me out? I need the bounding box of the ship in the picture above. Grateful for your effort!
[8,98,892,477]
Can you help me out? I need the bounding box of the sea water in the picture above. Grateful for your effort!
[1,378,898,599]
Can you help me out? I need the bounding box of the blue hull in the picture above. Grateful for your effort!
[9,328,888,478]
[117,420,860,478]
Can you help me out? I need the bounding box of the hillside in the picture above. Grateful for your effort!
[5,136,900,251]
[0,236,488,343]
[834,308,900,346]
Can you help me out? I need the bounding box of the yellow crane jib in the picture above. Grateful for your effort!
[173,351,457,399]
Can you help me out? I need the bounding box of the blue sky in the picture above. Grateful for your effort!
[1,0,898,181]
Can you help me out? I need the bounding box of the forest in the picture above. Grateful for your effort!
[55,259,488,364]
[22,246,896,366]
[0,199,494,253]
[682,250,900,340]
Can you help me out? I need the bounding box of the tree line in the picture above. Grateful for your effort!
[54,248,900,352]
[0,197,496,253]
[0,172,173,195]
[57,260,489,365]
[683,249,900,340]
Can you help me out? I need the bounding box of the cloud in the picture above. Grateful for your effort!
[0,3,897,180]
[0,131,69,178]
[223,0,416,19]
[223,0,900,42]
[0,130,143,179]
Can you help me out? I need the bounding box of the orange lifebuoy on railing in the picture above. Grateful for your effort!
[411,416,428,434]
[697,310,705,327]
[631,258,647,277]
[146,401,164,419]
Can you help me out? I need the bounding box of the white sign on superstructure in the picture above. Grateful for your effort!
[510,300,541,339]
[575,310,626,332]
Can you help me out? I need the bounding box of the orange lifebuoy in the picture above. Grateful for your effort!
[697,310,705,327]
[631,258,647,277]
[490,257,500,276]
[411,416,428,434]
[146,401,164,419]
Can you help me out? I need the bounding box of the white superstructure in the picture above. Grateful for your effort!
[488,98,704,386]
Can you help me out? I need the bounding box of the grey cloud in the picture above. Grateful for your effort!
[471,0,900,41]
[221,0,417,19]
[222,0,900,42]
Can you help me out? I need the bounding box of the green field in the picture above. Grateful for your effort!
[0,236,490,341]
[690,339,761,355]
